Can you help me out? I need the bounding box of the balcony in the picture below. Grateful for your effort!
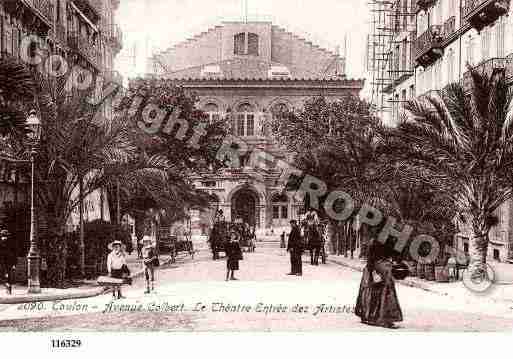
[415,25,444,67]
[462,57,513,90]
[463,0,510,32]
[5,0,54,31]
[416,0,437,12]
[443,16,456,38]
[104,70,123,88]
[72,0,102,23]
[101,23,123,52]
[67,32,102,70]
[49,22,66,45]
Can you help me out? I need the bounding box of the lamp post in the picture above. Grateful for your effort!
[26,110,42,294]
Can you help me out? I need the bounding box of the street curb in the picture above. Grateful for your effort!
[327,258,448,296]
[0,255,176,305]
[0,287,109,305]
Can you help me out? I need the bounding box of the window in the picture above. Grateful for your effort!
[281,205,288,219]
[204,103,220,122]
[273,206,280,219]
[272,193,289,220]
[248,33,259,55]
[201,65,223,78]
[271,103,289,120]
[236,103,256,137]
[447,49,455,83]
[467,35,475,65]
[493,249,500,261]
[234,32,259,56]
[463,242,469,254]
[201,181,216,188]
[268,66,291,79]
[234,33,246,55]
[496,18,506,57]
[237,114,245,136]
[481,27,491,59]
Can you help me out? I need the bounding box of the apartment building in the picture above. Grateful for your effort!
[0,0,124,228]
[374,0,513,261]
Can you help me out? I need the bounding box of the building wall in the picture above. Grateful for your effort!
[409,0,513,262]
[149,22,345,78]
[0,0,123,230]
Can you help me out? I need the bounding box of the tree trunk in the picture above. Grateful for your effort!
[45,216,67,288]
[469,212,490,275]
[79,175,85,278]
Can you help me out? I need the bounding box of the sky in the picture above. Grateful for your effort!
[115,0,370,81]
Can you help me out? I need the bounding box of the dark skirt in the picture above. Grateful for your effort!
[111,268,123,279]
[227,259,239,271]
[355,260,403,324]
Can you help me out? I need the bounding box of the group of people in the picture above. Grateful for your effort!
[106,236,158,299]
[285,208,405,329]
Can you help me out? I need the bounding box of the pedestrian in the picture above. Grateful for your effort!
[0,230,14,295]
[280,231,286,248]
[355,239,403,329]
[107,240,128,300]
[225,231,243,281]
[142,238,157,294]
[287,220,303,276]
[136,237,143,259]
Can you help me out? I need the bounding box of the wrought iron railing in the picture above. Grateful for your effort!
[463,0,510,20]
[415,25,443,59]
[21,0,54,25]
[67,32,102,69]
[443,16,456,38]
[462,57,513,89]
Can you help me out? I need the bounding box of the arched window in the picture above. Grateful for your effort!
[271,103,289,121]
[236,103,255,137]
[272,193,289,220]
[234,33,246,55]
[204,103,220,122]
[248,33,259,55]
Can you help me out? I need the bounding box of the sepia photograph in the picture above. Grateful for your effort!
[0,0,512,352]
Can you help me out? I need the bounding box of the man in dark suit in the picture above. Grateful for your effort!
[287,220,303,276]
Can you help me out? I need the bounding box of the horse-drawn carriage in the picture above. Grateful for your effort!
[301,221,328,265]
[208,220,255,260]
[159,227,194,263]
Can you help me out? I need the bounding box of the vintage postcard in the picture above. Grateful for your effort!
[0,0,513,353]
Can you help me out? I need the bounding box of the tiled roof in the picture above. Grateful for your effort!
[162,57,345,81]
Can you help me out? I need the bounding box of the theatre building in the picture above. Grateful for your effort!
[146,21,364,233]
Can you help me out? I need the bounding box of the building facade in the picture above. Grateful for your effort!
[0,0,124,227]
[146,21,364,234]
[373,0,513,261]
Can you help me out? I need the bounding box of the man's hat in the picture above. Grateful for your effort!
[108,240,123,250]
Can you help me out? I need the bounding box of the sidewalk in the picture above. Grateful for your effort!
[0,253,174,305]
[328,255,513,304]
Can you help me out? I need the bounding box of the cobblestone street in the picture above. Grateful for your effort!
[1,247,513,331]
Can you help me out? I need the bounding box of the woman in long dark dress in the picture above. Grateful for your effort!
[355,239,403,328]
[225,232,243,281]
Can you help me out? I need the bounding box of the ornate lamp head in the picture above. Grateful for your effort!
[26,110,41,143]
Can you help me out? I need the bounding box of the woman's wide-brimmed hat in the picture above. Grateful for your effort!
[108,240,123,251]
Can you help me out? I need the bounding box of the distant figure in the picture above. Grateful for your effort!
[280,231,286,248]
[287,220,303,276]
[214,209,225,223]
[0,230,14,295]
[142,238,157,294]
[225,231,243,281]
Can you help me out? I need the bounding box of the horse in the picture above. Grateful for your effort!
[303,221,322,265]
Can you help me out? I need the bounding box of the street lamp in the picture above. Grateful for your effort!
[26,109,42,294]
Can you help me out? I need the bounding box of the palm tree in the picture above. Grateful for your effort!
[385,67,513,275]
